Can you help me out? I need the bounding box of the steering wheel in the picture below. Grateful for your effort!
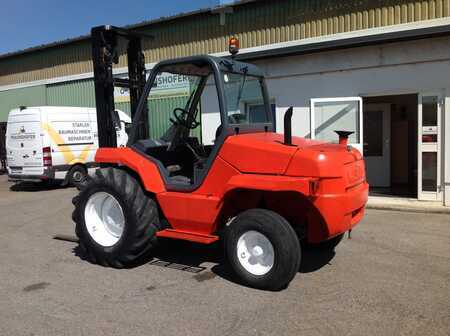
[170,108,200,130]
[170,107,187,125]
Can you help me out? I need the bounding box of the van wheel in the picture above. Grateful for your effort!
[225,209,301,291]
[68,165,87,187]
[72,167,163,268]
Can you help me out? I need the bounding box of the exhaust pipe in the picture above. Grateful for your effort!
[284,107,294,146]
[334,130,354,146]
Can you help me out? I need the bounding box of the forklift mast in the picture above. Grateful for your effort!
[91,25,151,148]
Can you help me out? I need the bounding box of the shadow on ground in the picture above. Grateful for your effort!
[10,181,68,192]
[73,238,336,288]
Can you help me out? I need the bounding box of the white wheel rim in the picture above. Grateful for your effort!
[84,192,125,247]
[236,230,275,276]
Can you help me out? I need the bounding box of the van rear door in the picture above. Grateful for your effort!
[6,108,43,173]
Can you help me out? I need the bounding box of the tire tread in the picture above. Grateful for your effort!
[225,208,301,291]
[72,167,163,268]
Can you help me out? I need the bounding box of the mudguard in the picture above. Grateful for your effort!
[95,148,166,194]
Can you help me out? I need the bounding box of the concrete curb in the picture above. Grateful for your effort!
[367,197,450,214]
[366,204,450,214]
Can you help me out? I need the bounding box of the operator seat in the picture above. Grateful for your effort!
[167,126,223,187]
[168,175,191,185]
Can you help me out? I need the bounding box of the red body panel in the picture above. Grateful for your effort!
[96,148,166,193]
[307,181,369,242]
[220,133,298,174]
[225,174,312,194]
[95,132,368,244]
[157,157,239,235]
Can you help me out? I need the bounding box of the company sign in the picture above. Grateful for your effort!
[114,72,190,103]
[10,126,36,141]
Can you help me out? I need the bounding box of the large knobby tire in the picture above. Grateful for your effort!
[225,209,301,291]
[72,167,163,268]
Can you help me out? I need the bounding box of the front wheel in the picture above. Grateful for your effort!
[72,167,163,268]
[225,209,301,291]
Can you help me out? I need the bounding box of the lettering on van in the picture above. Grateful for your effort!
[55,121,93,144]
[42,122,95,165]
[11,134,36,140]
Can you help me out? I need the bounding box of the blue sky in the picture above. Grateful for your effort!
[0,0,232,55]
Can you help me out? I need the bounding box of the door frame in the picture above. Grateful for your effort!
[418,91,444,201]
[310,97,363,154]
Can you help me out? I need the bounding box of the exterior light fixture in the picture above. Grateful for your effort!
[229,37,240,56]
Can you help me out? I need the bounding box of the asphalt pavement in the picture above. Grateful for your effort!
[0,175,449,336]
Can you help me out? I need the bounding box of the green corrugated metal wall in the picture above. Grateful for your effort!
[149,96,185,139]
[115,102,132,115]
[46,79,132,116]
[46,79,96,107]
[11,78,198,139]
[148,96,203,139]
[0,85,46,121]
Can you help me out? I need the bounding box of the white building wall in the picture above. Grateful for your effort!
[258,37,450,205]
[254,36,450,133]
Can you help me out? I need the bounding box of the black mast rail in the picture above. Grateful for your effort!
[91,25,153,148]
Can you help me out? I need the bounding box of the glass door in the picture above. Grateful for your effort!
[418,93,443,201]
[310,97,363,154]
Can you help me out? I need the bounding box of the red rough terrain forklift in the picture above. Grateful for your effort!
[72,26,368,290]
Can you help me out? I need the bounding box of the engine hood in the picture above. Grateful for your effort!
[219,132,363,179]
[285,142,363,180]
[219,133,298,174]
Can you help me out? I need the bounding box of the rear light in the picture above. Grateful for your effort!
[43,147,52,167]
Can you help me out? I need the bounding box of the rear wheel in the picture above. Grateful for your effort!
[225,209,301,291]
[67,165,87,187]
[72,167,163,268]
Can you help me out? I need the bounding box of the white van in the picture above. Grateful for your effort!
[6,106,131,185]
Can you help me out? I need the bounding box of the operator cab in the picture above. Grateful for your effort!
[129,55,274,191]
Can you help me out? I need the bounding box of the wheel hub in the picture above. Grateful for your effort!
[72,171,84,182]
[84,192,125,247]
[236,230,275,276]
[252,245,264,257]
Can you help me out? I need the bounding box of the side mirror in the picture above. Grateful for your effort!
[111,110,121,130]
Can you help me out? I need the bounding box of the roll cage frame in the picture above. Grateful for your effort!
[91,25,275,191]
[128,54,274,144]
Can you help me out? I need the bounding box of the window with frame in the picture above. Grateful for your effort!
[246,103,276,127]
[311,99,361,144]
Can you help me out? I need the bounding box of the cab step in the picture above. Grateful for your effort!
[156,229,219,244]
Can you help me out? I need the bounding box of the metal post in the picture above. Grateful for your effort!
[127,37,148,140]
[91,26,118,148]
